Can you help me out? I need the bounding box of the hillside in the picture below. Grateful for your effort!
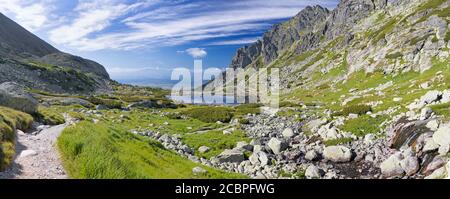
[203,0,450,179]
[0,13,111,94]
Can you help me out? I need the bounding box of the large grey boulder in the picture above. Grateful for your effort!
[323,146,352,163]
[215,149,245,163]
[305,165,322,179]
[0,82,38,113]
[432,123,450,147]
[282,128,295,138]
[380,153,404,178]
[267,138,288,155]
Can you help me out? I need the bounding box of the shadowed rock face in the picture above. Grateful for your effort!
[0,13,111,94]
[230,6,330,69]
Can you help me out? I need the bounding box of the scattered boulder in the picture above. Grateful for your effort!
[19,150,38,158]
[419,107,433,120]
[96,104,109,110]
[267,138,288,155]
[236,141,253,151]
[323,146,352,163]
[198,146,210,154]
[426,120,440,131]
[249,151,269,166]
[441,90,450,103]
[305,150,319,161]
[215,149,245,163]
[380,153,404,178]
[192,167,208,175]
[303,118,327,134]
[420,90,441,105]
[400,156,420,176]
[424,167,447,179]
[0,82,38,114]
[423,138,440,152]
[282,128,295,138]
[432,123,450,147]
[305,165,322,179]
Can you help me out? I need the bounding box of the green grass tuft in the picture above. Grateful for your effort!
[57,121,246,179]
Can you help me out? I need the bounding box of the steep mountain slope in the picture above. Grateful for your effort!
[0,13,111,94]
[203,0,450,179]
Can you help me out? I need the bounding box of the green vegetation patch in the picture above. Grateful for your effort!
[340,115,387,137]
[57,121,246,179]
[36,106,66,125]
[0,107,33,170]
[385,52,404,59]
[181,106,234,123]
[430,102,450,119]
[183,130,250,159]
[324,137,354,146]
[333,105,373,117]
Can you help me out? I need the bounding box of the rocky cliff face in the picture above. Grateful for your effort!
[230,6,330,69]
[0,13,111,94]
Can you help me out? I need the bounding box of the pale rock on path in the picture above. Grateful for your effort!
[0,123,69,179]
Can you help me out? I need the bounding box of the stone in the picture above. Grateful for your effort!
[423,138,440,152]
[267,138,288,155]
[426,120,440,131]
[304,118,327,134]
[442,90,450,103]
[364,134,376,145]
[424,167,446,179]
[393,97,403,102]
[305,165,322,179]
[420,90,441,105]
[380,153,404,178]
[400,156,420,176]
[253,145,262,153]
[282,128,295,138]
[236,141,253,151]
[323,146,352,163]
[215,149,245,163]
[19,150,37,158]
[192,167,208,175]
[438,145,449,156]
[420,107,433,120]
[0,82,38,114]
[305,150,319,161]
[96,104,109,110]
[348,114,359,119]
[249,153,260,165]
[258,152,269,166]
[198,146,210,153]
[223,130,232,135]
[432,123,450,147]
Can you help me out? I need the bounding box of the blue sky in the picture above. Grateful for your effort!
[0,0,338,86]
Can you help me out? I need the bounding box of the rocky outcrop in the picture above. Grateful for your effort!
[229,5,330,69]
[0,82,38,113]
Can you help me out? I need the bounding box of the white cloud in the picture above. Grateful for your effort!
[185,48,207,58]
[43,0,338,51]
[0,0,50,31]
[208,37,260,46]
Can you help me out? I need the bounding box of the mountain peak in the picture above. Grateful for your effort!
[0,12,59,58]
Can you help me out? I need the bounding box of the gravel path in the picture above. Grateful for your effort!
[0,123,68,179]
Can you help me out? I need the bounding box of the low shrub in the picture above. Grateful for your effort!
[36,106,66,125]
[182,106,234,123]
[333,104,372,116]
[0,107,33,170]
[87,96,123,109]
